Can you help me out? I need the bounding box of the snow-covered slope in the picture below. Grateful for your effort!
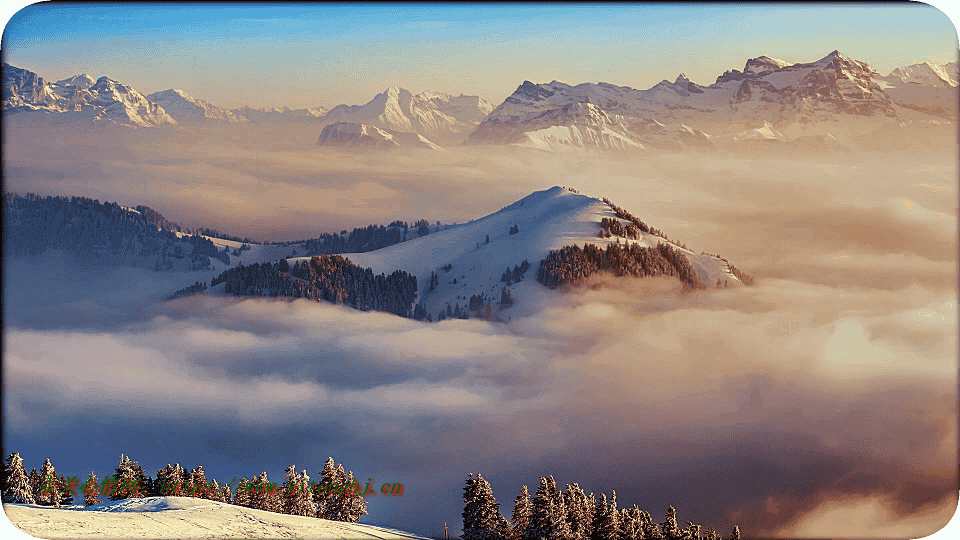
[231,104,329,123]
[316,121,446,151]
[322,86,493,143]
[468,51,953,151]
[2,497,430,539]
[146,89,249,124]
[294,187,743,320]
[882,61,958,87]
[2,63,176,128]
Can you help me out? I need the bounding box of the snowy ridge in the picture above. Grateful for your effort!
[146,89,249,124]
[2,63,176,127]
[316,121,446,151]
[298,187,743,320]
[322,86,493,142]
[3,497,431,539]
[469,51,955,151]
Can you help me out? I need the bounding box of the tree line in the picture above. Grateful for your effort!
[207,255,418,317]
[463,473,742,540]
[4,192,228,270]
[0,452,368,523]
[536,243,705,290]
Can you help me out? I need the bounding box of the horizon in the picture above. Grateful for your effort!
[2,4,958,110]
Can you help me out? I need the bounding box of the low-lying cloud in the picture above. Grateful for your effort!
[3,122,957,538]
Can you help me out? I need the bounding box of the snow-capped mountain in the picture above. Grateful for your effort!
[307,186,746,320]
[316,121,445,151]
[146,88,249,124]
[2,63,176,127]
[322,86,493,143]
[882,61,958,87]
[468,51,955,152]
[231,104,329,123]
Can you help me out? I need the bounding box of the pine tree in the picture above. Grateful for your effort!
[189,465,207,498]
[282,465,315,516]
[462,473,508,540]
[564,483,594,540]
[28,468,41,502]
[590,492,619,540]
[83,472,100,507]
[112,454,145,499]
[730,525,741,540]
[233,477,251,507]
[661,505,681,540]
[58,474,75,505]
[525,476,570,540]
[37,458,61,507]
[1,452,35,504]
[250,471,281,512]
[315,457,345,519]
[510,485,531,540]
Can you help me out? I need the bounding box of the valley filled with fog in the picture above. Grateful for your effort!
[4,112,956,537]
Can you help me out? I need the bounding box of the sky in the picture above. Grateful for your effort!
[1,2,958,109]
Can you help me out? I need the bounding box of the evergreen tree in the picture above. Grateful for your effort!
[188,465,207,498]
[249,471,281,512]
[639,509,662,540]
[590,492,620,540]
[730,525,741,540]
[564,483,595,540]
[112,454,145,500]
[221,482,232,505]
[83,472,101,507]
[58,474,75,505]
[462,473,508,540]
[315,457,345,519]
[282,465,315,517]
[1,452,35,504]
[28,468,41,502]
[233,477,251,508]
[661,505,681,540]
[525,475,570,540]
[510,485,531,540]
[37,458,61,507]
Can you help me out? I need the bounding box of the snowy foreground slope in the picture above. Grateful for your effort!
[2,497,430,540]
[291,187,742,319]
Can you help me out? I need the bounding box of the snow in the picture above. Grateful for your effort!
[289,187,740,318]
[734,121,787,141]
[2,496,431,539]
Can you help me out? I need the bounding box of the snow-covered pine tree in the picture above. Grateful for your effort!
[112,454,145,499]
[58,473,75,505]
[315,457,345,519]
[619,505,640,540]
[590,491,620,540]
[249,471,281,512]
[685,521,701,540]
[37,458,61,507]
[564,483,594,540]
[1,452,35,504]
[462,473,508,540]
[83,471,100,506]
[327,470,367,522]
[661,505,681,540]
[730,525,741,540]
[222,482,232,505]
[28,468,41,501]
[525,475,570,540]
[294,469,316,517]
[510,485,531,540]
[189,465,207,498]
[206,479,222,502]
[282,465,306,515]
[233,477,251,507]
[640,508,663,539]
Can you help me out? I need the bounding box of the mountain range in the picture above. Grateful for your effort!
[3,51,956,151]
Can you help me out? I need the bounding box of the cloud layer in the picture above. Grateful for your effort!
[3,124,957,538]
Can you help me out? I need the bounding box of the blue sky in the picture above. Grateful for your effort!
[2,3,958,109]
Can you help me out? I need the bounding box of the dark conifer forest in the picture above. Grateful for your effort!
[3,193,228,270]
[536,242,705,289]
[208,255,418,317]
